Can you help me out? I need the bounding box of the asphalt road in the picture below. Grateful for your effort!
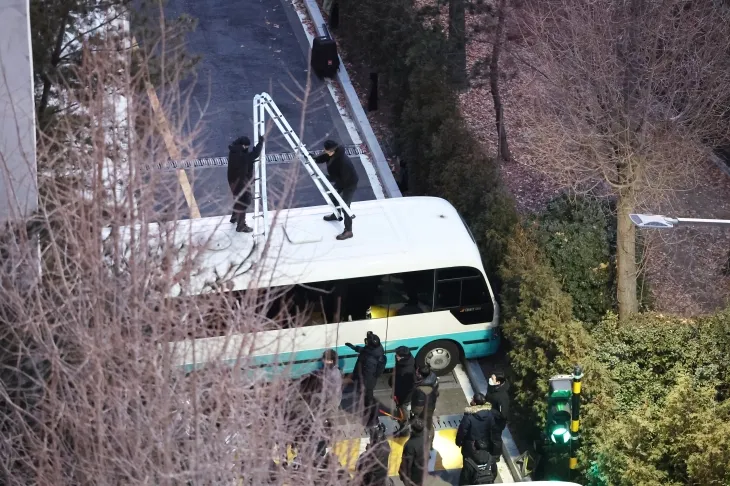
[151,0,376,220]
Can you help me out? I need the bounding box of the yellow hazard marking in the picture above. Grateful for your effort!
[572,381,581,394]
[331,428,465,476]
[569,456,578,469]
[132,36,201,219]
[571,419,580,433]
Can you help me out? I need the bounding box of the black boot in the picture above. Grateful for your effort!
[323,214,338,222]
[236,220,253,233]
[230,212,238,224]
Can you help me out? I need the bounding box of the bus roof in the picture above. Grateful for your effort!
[106,196,486,296]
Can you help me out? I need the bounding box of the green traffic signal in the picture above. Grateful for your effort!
[550,426,571,444]
[546,375,573,446]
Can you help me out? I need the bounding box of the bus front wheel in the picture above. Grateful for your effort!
[416,340,461,376]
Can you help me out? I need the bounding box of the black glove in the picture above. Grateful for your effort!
[345,342,356,350]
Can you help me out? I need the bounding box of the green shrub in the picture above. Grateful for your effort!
[587,375,730,486]
[534,194,616,324]
[583,311,730,486]
[590,312,730,411]
[499,225,596,439]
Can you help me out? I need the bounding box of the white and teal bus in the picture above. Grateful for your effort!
[107,196,500,376]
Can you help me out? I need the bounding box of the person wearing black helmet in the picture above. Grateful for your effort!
[313,139,359,240]
[228,134,264,233]
[356,422,392,486]
[346,331,386,426]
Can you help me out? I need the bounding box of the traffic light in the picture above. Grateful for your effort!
[546,375,573,445]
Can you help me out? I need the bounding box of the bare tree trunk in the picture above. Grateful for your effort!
[38,12,70,128]
[616,185,638,320]
[490,0,511,162]
[449,0,467,89]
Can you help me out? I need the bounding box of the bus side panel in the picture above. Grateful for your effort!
[243,319,387,378]
[382,312,500,368]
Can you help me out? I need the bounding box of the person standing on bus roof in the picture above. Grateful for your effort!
[346,331,386,426]
[228,134,264,233]
[313,139,359,241]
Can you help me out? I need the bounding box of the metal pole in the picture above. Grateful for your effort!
[676,217,730,227]
[569,365,583,475]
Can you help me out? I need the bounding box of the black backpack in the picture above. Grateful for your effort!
[465,457,495,484]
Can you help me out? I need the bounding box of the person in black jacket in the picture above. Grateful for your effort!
[459,440,496,485]
[313,140,359,240]
[356,423,392,486]
[228,135,264,233]
[391,346,416,434]
[399,418,427,486]
[410,364,439,449]
[485,372,510,477]
[455,393,495,460]
[346,331,386,426]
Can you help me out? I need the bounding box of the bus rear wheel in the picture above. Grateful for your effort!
[416,340,461,376]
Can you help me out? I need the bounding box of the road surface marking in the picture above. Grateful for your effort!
[331,428,463,475]
[132,36,201,219]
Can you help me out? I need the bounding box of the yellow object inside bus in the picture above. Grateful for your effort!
[366,305,398,319]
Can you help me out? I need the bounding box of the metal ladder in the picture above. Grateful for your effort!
[250,92,355,238]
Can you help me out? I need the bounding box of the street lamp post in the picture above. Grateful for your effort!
[629,214,730,229]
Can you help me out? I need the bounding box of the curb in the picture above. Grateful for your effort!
[300,0,402,199]
[465,360,531,482]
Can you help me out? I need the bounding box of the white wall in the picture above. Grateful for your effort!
[0,0,37,225]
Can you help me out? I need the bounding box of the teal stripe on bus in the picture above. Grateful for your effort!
[181,328,499,376]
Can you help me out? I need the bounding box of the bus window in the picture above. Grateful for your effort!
[340,275,390,320]
[435,279,461,309]
[293,281,340,325]
[434,267,495,324]
[389,270,435,315]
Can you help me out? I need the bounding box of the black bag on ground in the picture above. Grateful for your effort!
[311,24,340,79]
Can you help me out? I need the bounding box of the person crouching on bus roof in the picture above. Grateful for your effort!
[228,133,264,233]
[313,139,359,241]
[346,331,386,426]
